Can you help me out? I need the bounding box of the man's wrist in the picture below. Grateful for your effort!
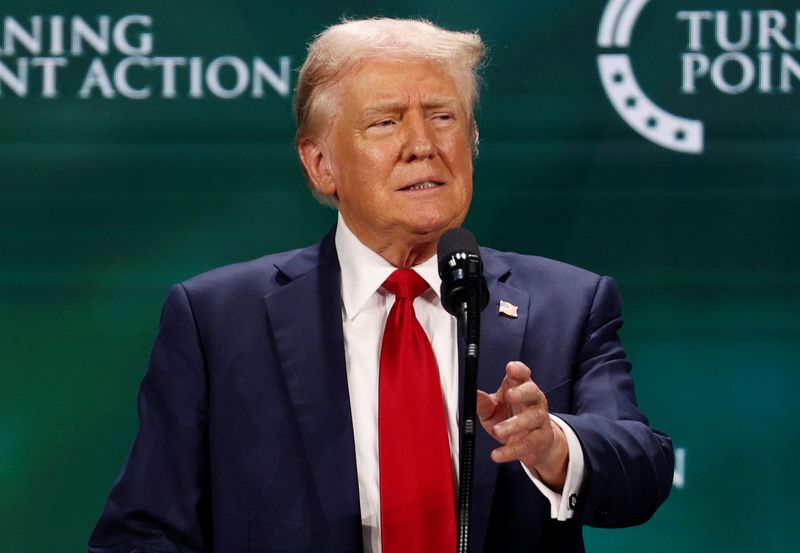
[521,415,585,520]
[524,421,569,492]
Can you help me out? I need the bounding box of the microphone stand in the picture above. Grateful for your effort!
[457,256,482,553]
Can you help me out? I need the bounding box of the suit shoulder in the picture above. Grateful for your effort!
[178,243,320,301]
[482,248,623,323]
[482,247,604,292]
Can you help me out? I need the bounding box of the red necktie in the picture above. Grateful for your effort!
[379,269,456,553]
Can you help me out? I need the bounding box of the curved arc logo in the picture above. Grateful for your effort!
[597,0,705,154]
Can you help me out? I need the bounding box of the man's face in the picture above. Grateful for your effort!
[309,57,474,256]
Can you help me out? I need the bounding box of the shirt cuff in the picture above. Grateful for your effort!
[521,414,585,521]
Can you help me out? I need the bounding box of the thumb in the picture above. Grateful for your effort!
[476,389,497,421]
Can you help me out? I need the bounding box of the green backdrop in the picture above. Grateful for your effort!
[1,1,798,551]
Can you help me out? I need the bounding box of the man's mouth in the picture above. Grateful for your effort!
[401,180,444,191]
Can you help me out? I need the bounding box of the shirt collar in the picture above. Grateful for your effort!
[335,213,442,321]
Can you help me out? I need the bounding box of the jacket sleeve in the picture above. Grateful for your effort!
[89,284,211,552]
[555,276,674,528]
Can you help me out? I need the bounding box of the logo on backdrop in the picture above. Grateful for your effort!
[0,14,291,99]
[597,1,800,154]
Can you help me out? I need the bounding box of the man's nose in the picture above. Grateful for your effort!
[401,114,436,161]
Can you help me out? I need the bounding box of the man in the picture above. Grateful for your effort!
[90,18,673,553]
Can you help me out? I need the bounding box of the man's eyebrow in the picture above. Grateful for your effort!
[362,100,406,117]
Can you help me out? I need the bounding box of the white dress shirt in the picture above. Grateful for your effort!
[335,215,584,553]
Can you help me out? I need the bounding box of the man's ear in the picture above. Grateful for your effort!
[297,137,336,197]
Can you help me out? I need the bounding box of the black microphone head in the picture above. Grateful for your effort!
[437,228,479,276]
[437,227,489,316]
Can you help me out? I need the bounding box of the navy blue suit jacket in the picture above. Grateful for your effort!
[90,230,673,552]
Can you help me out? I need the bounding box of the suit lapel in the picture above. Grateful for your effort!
[466,249,532,553]
[263,230,362,551]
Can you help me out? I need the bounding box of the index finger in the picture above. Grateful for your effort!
[501,361,532,389]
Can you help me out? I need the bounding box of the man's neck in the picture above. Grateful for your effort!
[337,216,439,268]
[368,240,436,268]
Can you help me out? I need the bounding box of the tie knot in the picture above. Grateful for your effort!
[383,269,429,300]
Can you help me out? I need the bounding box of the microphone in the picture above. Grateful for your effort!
[437,227,489,318]
[437,227,488,553]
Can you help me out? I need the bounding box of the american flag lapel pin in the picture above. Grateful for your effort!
[498,300,519,319]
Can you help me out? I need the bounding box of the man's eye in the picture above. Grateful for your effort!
[371,119,395,128]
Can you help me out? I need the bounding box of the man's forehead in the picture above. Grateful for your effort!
[343,57,453,86]
[337,58,465,109]
[362,94,463,112]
